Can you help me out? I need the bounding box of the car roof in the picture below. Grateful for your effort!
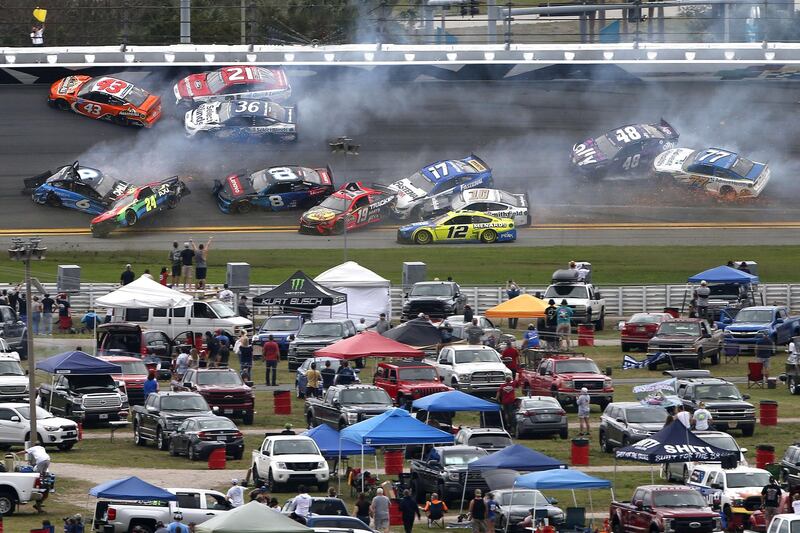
[380,360,434,368]
[267,435,316,441]
[738,306,776,311]
[694,465,768,474]
[332,384,382,390]
[438,445,487,453]
[519,396,560,402]
[193,368,236,373]
[153,391,202,397]
[305,319,349,324]
[638,485,698,492]
[450,344,496,351]
[459,427,509,434]
[0,402,31,409]
[663,318,703,323]
[606,402,649,409]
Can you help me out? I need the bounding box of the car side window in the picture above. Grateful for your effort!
[767,518,782,533]
[205,492,229,510]
[688,469,705,484]
[777,518,789,533]
[184,370,194,383]
[486,203,508,211]
[642,491,653,508]
[176,492,202,509]
[88,92,112,105]
[0,409,16,421]
[145,394,156,409]
[472,215,493,224]
[388,369,397,380]
[632,488,645,504]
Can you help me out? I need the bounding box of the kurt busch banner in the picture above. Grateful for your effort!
[252,269,347,307]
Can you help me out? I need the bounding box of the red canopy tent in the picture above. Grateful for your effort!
[315,331,423,359]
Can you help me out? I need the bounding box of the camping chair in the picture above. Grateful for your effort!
[427,500,446,528]
[747,361,765,388]
[724,344,740,364]
[562,507,586,532]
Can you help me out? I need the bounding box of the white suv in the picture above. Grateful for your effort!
[0,403,78,450]
[767,514,800,533]
[251,435,329,491]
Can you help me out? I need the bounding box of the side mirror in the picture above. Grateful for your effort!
[427,459,440,467]
[547,497,558,505]
[634,501,643,510]
[404,293,409,299]
[439,376,444,382]
[596,292,602,300]
[245,380,254,387]
[776,318,784,324]
[389,377,396,383]
[10,416,19,422]
[147,406,158,412]
[740,447,748,454]
[616,418,625,424]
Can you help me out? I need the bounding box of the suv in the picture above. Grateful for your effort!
[409,445,489,504]
[599,402,668,452]
[251,435,329,491]
[542,268,605,330]
[401,281,467,320]
[779,444,800,483]
[305,385,394,430]
[99,355,149,406]
[454,427,512,452]
[0,354,28,402]
[373,360,451,407]
[253,314,307,358]
[132,391,214,450]
[664,430,747,482]
[647,319,724,369]
[181,368,255,425]
[38,373,129,424]
[671,370,756,436]
[516,355,613,410]
[723,306,800,356]
[0,306,26,359]
[426,345,512,394]
[97,322,190,380]
[287,319,356,371]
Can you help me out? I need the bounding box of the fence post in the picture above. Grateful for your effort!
[618,288,624,317]
[642,286,647,312]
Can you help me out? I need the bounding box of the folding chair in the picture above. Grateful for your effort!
[724,344,740,364]
[563,507,586,532]
[747,361,765,388]
[427,500,446,528]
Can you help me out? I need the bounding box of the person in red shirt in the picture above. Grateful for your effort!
[262,335,280,386]
[495,376,517,428]
[159,267,168,286]
[501,341,520,377]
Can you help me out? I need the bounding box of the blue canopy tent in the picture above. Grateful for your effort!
[89,476,177,500]
[339,408,454,492]
[412,390,500,412]
[37,351,122,374]
[303,424,375,457]
[687,266,759,284]
[684,266,762,320]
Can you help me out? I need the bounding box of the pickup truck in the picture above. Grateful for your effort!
[542,269,606,330]
[401,281,467,320]
[305,385,393,430]
[181,368,255,425]
[287,319,357,371]
[0,353,29,402]
[252,314,307,358]
[724,306,800,356]
[686,465,772,515]
[647,319,724,369]
[409,445,489,504]
[516,355,613,409]
[609,485,721,533]
[672,371,756,436]
[38,372,129,425]
[425,344,512,394]
[92,487,231,532]
[132,391,214,450]
[251,435,329,492]
[373,360,451,407]
[0,471,49,516]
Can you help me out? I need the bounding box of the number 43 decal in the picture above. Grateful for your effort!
[82,103,101,115]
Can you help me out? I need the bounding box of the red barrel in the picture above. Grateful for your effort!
[571,437,589,466]
[389,500,402,526]
[208,447,226,470]
[274,390,291,415]
[756,444,775,469]
[577,325,595,347]
[384,449,404,475]
[760,400,778,426]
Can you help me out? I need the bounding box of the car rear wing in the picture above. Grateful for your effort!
[22,170,52,193]
[159,175,191,196]
[659,118,679,138]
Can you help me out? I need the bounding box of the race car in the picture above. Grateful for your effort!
[89,177,190,237]
[396,210,517,245]
[48,75,162,127]
[299,182,396,235]
[173,65,291,107]
[419,188,531,227]
[184,99,296,141]
[653,147,770,199]
[23,161,136,216]
[571,119,679,178]
[387,155,493,220]
[213,166,334,214]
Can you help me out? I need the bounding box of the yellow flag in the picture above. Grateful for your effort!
[33,8,47,22]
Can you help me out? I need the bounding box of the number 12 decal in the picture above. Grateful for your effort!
[447,225,469,238]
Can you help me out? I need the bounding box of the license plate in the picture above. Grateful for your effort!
[64,432,75,437]
[224,409,233,414]
[727,421,737,429]
[99,414,109,420]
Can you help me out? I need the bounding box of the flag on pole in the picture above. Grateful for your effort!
[33,8,48,22]
[622,352,669,370]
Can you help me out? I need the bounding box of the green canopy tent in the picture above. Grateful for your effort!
[196,501,313,533]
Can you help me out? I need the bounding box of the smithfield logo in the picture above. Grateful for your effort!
[290,278,305,291]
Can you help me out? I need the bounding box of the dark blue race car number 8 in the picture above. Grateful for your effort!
[447,225,469,238]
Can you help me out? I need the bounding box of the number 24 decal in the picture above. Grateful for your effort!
[144,196,157,211]
[447,225,469,238]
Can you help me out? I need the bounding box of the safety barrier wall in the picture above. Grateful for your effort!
[7,282,800,321]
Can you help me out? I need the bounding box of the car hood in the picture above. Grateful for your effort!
[700,400,752,409]
[196,385,251,393]
[271,453,324,463]
[558,372,606,379]
[188,102,221,126]
[389,179,428,209]
[406,295,455,302]
[502,504,559,517]
[549,297,593,305]
[53,75,89,97]
[344,403,393,411]
[302,206,340,224]
[726,323,771,332]
[37,416,76,428]
[294,336,342,344]
[453,361,508,372]
[654,148,695,172]
[629,422,665,433]
[652,507,716,518]
[0,376,28,387]
[650,334,698,343]
[177,73,211,98]
[726,488,762,499]
[161,410,214,418]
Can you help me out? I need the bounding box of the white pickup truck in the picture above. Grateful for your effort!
[425,345,512,394]
[92,487,231,532]
[251,435,329,492]
[687,464,772,515]
[0,471,49,515]
[543,268,606,330]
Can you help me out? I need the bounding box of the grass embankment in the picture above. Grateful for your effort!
[5,246,800,286]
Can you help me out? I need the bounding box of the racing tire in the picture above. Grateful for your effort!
[188,445,198,461]
[243,411,254,425]
[166,195,179,209]
[134,424,146,446]
[0,489,16,516]
[46,194,62,208]
[124,209,138,226]
[113,115,130,126]
[414,230,433,245]
[595,311,605,331]
[789,376,800,395]
[55,99,70,111]
[480,229,498,244]
[91,223,112,238]
[234,200,252,214]
[56,441,75,451]
[156,427,169,451]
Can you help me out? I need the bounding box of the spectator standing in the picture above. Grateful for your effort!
[495,376,517,428]
[120,264,135,285]
[226,479,245,508]
[521,324,540,350]
[179,242,195,289]
[675,405,691,428]
[399,489,420,533]
[159,267,168,286]
[17,292,26,322]
[175,349,190,381]
[215,330,230,367]
[56,293,71,332]
[692,402,712,431]
[321,360,336,390]
[374,313,390,333]
[463,305,474,324]
[506,280,521,328]
[237,295,251,318]
[203,331,219,368]
[238,335,253,381]
[556,300,573,349]
[41,293,54,336]
[306,362,322,398]
[170,242,182,287]
[30,23,44,46]
[468,489,487,533]
[761,477,782,526]
[142,269,153,280]
[31,296,42,335]
[143,370,159,399]
[262,335,279,386]
[0,290,7,306]
[577,387,591,435]
[335,360,356,385]
[501,341,520,377]
[354,492,371,526]
[218,284,235,307]
[544,299,558,349]
[694,281,711,319]
[738,262,752,274]
[167,512,189,533]
[371,488,391,533]
[193,237,212,290]
[486,492,499,533]
[356,318,367,332]
[791,493,800,514]
[465,318,483,345]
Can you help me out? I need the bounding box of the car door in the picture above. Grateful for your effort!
[531,360,552,396]
[776,308,790,344]
[437,349,454,381]
[183,369,196,391]
[172,419,191,454]
[173,490,207,525]
[203,491,231,517]
[629,488,648,533]
[142,394,159,437]
[52,375,70,415]
[605,407,622,446]
[438,215,472,241]
[0,407,21,442]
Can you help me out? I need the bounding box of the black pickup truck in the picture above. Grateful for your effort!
[38,373,128,425]
[304,385,393,430]
[132,391,214,450]
[409,445,489,505]
[401,281,467,320]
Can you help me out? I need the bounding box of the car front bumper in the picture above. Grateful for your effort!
[272,467,329,484]
[556,391,613,405]
[192,439,245,459]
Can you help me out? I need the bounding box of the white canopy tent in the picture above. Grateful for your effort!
[313,262,391,324]
[95,276,193,308]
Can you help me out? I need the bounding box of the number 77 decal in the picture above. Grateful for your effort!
[697,149,731,163]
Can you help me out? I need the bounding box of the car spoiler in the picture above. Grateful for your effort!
[159,175,192,196]
[659,118,678,137]
[22,170,52,193]
[326,165,335,187]
[468,153,490,170]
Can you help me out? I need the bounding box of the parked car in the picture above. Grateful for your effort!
[281,497,348,516]
[287,319,357,371]
[38,373,129,425]
[401,281,467,321]
[306,515,375,533]
[542,269,605,329]
[132,391,214,450]
[672,370,756,436]
[251,435,329,491]
[610,485,721,533]
[778,443,800,482]
[0,403,78,451]
[647,319,724,368]
[97,322,185,380]
[168,416,244,460]
[373,360,450,407]
[723,306,800,356]
[454,427,512,452]
[409,445,489,504]
[764,514,800,533]
[516,355,613,410]
[305,385,393,430]
[253,314,307,358]
[180,368,255,425]
[0,306,27,359]
[599,402,668,452]
[446,315,502,345]
[686,465,771,514]
[664,430,747,482]
[295,357,361,389]
[0,354,29,403]
[620,313,673,352]
[425,345,512,394]
[493,488,564,532]
[512,396,568,439]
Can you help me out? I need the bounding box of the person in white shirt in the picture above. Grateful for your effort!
[356,318,367,332]
[789,340,799,365]
[18,445,50,473]
[218,284,235,307]
[292,486,313,523]
[226,479,245,508]
[692,402,712,431]
[675,405,691,428]
[792,493,800,514]
[30,24,44,46]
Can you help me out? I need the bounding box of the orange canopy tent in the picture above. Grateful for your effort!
[485,294,547,319]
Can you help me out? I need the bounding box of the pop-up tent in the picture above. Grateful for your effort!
[315,331,423,359]
[313,262,391,323]
[37,350,122,375]
[469,444,565,472]
[89,476,176,500]
[687,265,759,284]
[412,390,500,412]
[683,265,762,315]
[485,294,547,319]
[303,424,375,458]
[614,421,737,464]
[382,318,455,350]
[95,275,193,308]
[196,500,312,533]
[253,270,347,314]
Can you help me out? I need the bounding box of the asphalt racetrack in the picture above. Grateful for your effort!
[3,73,800,249]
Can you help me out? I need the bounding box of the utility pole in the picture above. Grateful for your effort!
[8,238,46,448]
[328,137,360,262]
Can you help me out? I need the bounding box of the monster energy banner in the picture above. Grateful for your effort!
[252,270,347,307]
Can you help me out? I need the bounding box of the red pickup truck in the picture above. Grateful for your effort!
[373,360,451,407]
[610,485,721,533]
[180,368,255,425]
[516,355,613,410]
[99,355,149,406]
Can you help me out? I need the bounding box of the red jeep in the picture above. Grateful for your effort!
[373,360,452,407]
[99,355,149,406]
[516,355,613,410]
[181,368,255,425]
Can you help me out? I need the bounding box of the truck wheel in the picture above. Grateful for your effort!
[169,439,178,456]
[56,441,75,451]
[694,349,703,369]
[306,411,315,428]
[252,466,262,486]
[742,424,755,437]
[600,431,612,453]
[338,419,348,431]
[133,423,146,446]
[243,411,254,425]
[156,427,169,451]
[789,376,800,395]
[595,310,605,331]
[710,347,720,365]
[268,469,281,492]
[559,427,569,440]
[0,489,16,516]
[129,520,155,533]
[318,481,329,492]
[621,343,629,352]
[188,445,198,461]
[522,384,530,396]
[412,478,426,504]
[611,519,622,533]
